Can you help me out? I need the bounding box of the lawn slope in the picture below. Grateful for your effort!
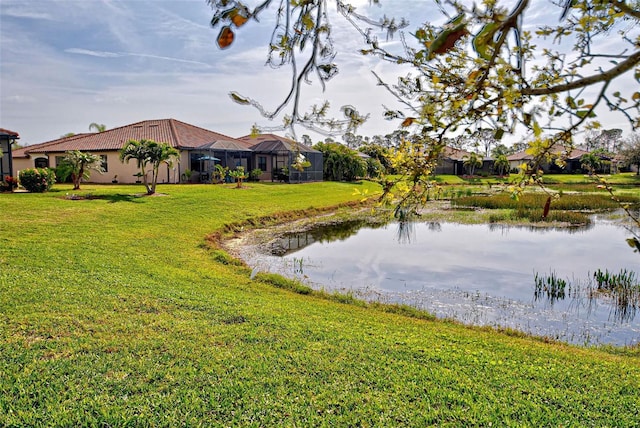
[1,182,639,426]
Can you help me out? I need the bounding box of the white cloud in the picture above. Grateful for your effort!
[65,48,122,58]
[65,48,212,66]
[0,0,637,147]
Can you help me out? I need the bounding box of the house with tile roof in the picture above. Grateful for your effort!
[0,128,20,179]
[12,119,252,184]
[239,134,323,182]
[431,146,495,176]
[506,144,611,173]
[434,146,472,175]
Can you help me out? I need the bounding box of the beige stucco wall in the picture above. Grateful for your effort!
[13,150,186,184]
[11,157,36,174]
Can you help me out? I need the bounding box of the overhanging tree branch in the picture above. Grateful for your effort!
[523,50,640,96]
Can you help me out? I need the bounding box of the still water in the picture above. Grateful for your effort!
[246,217,640,346]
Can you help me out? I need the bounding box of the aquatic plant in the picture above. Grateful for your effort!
[514,208,591,225]
[593,268,638,291]
[453,193,638,225]
[534,271,568,303]
[533,268,640,323]
[591,269,640,322]
[453,193,638,211]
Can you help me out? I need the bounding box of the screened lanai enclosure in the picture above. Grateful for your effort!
[0,129,19,180]
[249,139,323,182]
[190,139,253,183]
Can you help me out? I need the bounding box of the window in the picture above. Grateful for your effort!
[101,155,108,172]
[258,156,267,171]
[34,158,49,168]
[190,153,203,172]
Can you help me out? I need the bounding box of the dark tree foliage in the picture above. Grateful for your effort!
[314,141,366,181]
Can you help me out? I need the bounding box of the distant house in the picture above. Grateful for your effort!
[0,128,19,179]
[506,145,610,173]
[434,146,495,176]
[12,119,247,184]
[239,134,323,182]
[434,146,471,175]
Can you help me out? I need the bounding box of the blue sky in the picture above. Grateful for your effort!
[0,0,636,146]
[2,0,433,145]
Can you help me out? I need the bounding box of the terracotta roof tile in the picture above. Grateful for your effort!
[12,134,89,158]
[14,119,245,157]
[238,134,320,153]
[441,146,472,160]
[0,128,20,138]
[507,144,591,162]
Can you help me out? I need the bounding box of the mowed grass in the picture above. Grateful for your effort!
[1,182,640,426]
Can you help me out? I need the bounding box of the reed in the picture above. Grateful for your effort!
[589,269,640,323]
[534,271,569,303]
[453,192,638,211]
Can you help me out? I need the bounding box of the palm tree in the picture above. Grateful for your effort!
[60,150,105,190]
[580,153,601,175]
[89,123,107,133]
[463,152,483,176]
[120,139,179,194]
[228,166,246,188]
[493,154,510,176]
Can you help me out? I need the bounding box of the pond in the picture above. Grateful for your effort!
[240,216,640,347]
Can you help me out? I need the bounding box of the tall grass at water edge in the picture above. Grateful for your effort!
[455,192,639,224]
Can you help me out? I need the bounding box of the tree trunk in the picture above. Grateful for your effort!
[72,167,83,190]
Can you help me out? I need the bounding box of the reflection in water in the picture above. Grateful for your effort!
[248,219,640,346]
[533,270,640,324]
[396,221,416,244]
[269,219,387,256]
[488,221,594,234]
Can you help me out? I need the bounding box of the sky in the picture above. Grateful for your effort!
[0,0,637,147]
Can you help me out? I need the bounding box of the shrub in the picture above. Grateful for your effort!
[0,175,18,192]
[54,162,73,183]
[248,168,262,182]
[18,168,56,193]
[365,157,384,179]
[314,142,366,181]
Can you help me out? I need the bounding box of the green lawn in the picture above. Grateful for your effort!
[1,182,639,426]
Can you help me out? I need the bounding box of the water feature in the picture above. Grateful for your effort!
[240,216,640,346]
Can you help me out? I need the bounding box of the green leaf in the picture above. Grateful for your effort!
[229,91,251,105]
[472,22,499,61]
[576,110,596,119]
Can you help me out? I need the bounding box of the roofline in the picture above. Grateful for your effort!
[169,119,182,148]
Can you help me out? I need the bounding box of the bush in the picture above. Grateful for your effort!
[365,157,384,179]
[314,142,366,181]
[248,168,262,182]
[0,175,18,192]
[54,162,74,183]
[18,168,56,193]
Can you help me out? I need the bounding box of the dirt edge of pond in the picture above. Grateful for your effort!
[219,205,390,262]
[210,199,599,263]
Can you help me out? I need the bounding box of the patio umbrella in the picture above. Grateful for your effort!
[197,155,220,176]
